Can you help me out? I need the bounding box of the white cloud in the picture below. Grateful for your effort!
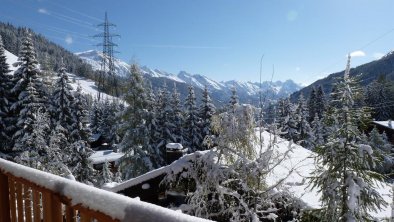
[349,50,366,57]
[295,67,301,72]
[373,52,385,60]
[65,35,73,45]
[287,10,298,22]
[38,8,49,15]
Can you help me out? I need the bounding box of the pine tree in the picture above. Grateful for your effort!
[51,59,75,142]
[368,127,393,174]
[0,35,13,152]
[308,86,317,123]
[315,85,326,119]
[69,140,95,184]
[184,85,202,152]
[11,31,47,152]
[310,114,324,149]
[199,86,216,149]
[365,80,390,121]
[295,93,312,148]
[168,83,184,144]
[98,161,114,187]
[14,108,50,169]
[277,98,298,142]
[118,64,156,179]
[309,55,386,221]
[70,83,91,142]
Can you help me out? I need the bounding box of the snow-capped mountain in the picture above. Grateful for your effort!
[76,50,130,77]
[75,50,302,104]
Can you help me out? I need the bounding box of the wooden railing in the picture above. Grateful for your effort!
[0,158,210,222]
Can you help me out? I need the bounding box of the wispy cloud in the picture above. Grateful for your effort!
[287,10,298,22]
[38,8,50,15]
[65,35,73,45]
[349,50,366,57]
[130,44,229,49]
[373,52,385,60]
[295,67,301,72]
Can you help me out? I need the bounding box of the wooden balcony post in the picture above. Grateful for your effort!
[0,172,11,222]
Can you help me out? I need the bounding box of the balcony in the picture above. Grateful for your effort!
[0,158,209,222]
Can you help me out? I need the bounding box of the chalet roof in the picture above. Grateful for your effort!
[107,151,209,193]
[373,120,394,131]
[89,150,124,164]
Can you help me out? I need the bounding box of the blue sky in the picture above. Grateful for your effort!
[1,0,394,85]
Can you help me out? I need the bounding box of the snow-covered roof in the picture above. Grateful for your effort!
[109,151,210,193]
[89,150,124,164]
[108,166,169,193]
[166,143,184,150]
[373,120,394,130]
[0,158,210,222]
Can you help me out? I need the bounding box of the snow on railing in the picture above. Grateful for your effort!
[0,158,210,222]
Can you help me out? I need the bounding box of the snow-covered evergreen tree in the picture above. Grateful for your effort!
[309,55,386,221]
[70,83,91,142]
[11,31,47,152]
[118,64,156,179]
[51,59,75,142]
[184,85,202,152]
[310,114,324,149]
[277,98,298,142]
[295,93,313,148]
[315,85,326,119]
[308,86,317,123]
[0,35,13,152]
[365,80,390,121]
[14,108,50,169]
[98,161,114,187]
[68,140,95,184]
[368,127,393,174]
[168,83,184,144]
[199,86,216,150]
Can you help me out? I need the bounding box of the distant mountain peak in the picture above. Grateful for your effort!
[75,50,302,103]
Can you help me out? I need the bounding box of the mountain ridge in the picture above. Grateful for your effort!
[76,50,303,104]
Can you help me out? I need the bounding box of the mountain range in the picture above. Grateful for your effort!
[76,50,302,105]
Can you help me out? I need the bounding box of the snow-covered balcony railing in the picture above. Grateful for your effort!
[0,158,209,222]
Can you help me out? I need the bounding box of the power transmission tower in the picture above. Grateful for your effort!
[94,12,120,100]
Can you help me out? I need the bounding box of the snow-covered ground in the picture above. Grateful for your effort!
[5,49,19,73]
[260,130,393,219]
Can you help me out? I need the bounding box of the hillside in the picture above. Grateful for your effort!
[291,51,394,101]
[0,22,95,79]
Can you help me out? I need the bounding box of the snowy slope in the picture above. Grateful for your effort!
[260,130,392,219]
[5,49,19,73]
[5,49,118,102]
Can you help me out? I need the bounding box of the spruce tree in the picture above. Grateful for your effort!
[315,85,326,119]
[184,85,202,152]
[51,59,75,142]
[308,86,317,123]
[0,35,12,152]
[70,83,91,142]
[118,64,156,179]
[69,140,95,184]
[309,55,386,221]
[11,31,47,152]
[295,93,312,148]
[169,83,184,144]
[199,86,216,149]
[98,161,114,187]
[310,114,324,149]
